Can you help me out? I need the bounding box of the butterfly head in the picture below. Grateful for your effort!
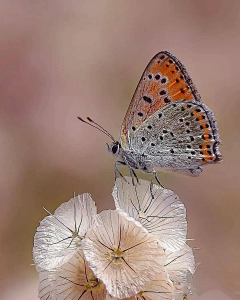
[107,141,122,157]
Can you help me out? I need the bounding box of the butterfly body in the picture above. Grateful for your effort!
[109,144,154,172]
[108,51,222,179]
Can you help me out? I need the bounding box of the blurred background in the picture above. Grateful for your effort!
[0,1,239,299]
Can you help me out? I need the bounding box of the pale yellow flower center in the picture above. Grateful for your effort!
[139,211,147,219]
[107,248,126,267]
[85,274,105,293]
[71,231,83,247]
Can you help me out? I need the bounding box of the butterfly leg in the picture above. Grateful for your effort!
[114,161,128,182]
[152,169,164,188]
[149,179,155,200]
[129,167,140,186]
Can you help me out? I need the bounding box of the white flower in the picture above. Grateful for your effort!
[33,193,97,271]
[106,276,174,300]
[134,279,173,300]
[82,209,167,299]
[164,244,195,300]
[112,177,187,252]
[164,244,195,283]
[50,249,106,300]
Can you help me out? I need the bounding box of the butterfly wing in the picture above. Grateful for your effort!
[120,51,221,173]
[120,51,202,149]
[130,100,222,175]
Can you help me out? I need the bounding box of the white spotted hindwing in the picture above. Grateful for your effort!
[120,51,222,171]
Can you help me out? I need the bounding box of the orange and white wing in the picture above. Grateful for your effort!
[120,51,201,149]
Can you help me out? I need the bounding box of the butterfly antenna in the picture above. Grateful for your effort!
[86,117,116,141]
[77,117,115,142]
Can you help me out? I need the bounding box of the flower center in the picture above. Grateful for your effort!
[71,231,83,247]
[85,275,104,292]
[72,231,79,238]
[107,248,126,267]
[139,211,147,219]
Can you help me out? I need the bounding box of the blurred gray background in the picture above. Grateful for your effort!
[0,1,239,299]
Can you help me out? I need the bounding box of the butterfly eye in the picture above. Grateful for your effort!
[112,145,119,154]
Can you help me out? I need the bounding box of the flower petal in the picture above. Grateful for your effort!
[164,244,195,283]
[38,270,53,300]
[82,209,167,299]
[113,177,187,252]
[33,193,97,271]
[106,276,173,300]
[50,249,106,300]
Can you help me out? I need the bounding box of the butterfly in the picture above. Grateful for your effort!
[78,51,222,184]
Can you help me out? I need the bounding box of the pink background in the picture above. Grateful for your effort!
[0,1,239,299]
